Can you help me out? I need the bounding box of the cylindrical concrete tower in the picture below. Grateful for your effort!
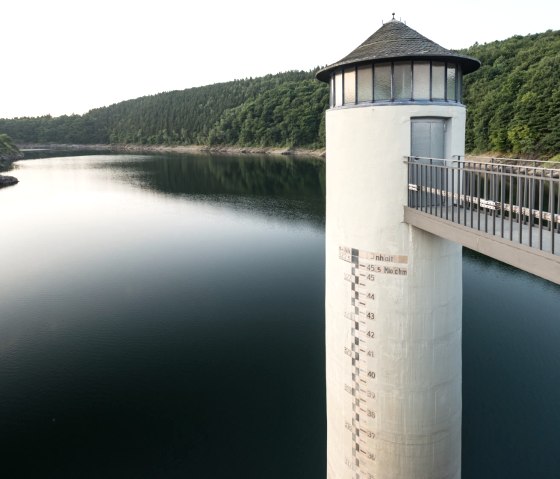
[317,19,480,479]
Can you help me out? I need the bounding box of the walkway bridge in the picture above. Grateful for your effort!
[404,156,560,285]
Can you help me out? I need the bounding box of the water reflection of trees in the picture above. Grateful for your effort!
[119,153,326,224]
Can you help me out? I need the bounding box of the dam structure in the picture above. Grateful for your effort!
[317,17,481,479]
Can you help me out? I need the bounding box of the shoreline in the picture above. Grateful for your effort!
[17,143,326,159]
[13,144,559,166]
[0,151,24,184]
[0,175,18,188]
[117,144,327,158]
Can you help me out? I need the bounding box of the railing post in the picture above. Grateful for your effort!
[406,156,412,208]
[462,160,467,226]
[440,162,444,219]
[451,160,455,222]
[416,159,420,210]
[445,161,450,221]
[500,164,505,238]
[483,162,488,233]
[421,160,425,211]
[538,173,543,250]
[523,166,528,226]
[529,168,533,247]
[517,169,523,243]
[477,163,481,231]
[429,157,433,216]
[492,160,497,236]
[470,162,474,229]
[510,169,514,241]
[557,176,560,234]
[552,177,556,254]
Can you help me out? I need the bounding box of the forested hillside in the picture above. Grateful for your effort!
[462,29,560,156]
[0,71,328,149]
[0,133,23,163]
[0,29,558,156]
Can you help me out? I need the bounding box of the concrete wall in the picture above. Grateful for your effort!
[325,103,465,479]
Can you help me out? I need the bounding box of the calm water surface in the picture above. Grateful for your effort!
[0,152,558,478]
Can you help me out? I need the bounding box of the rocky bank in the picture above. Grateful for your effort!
[0,175,18,187]
[0,133,23,187]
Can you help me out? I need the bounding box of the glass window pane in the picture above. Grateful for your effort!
[374,63,391,101]
[447,64,456,101]
[344,68,356,104]
[335,72,343,106]
[393,62,412,99]
[432,62,445,100]
[457,65,462,102]
[357,65,373,103]
[413,61,430,99]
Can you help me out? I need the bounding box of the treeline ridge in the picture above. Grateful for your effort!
[1,29,559,158]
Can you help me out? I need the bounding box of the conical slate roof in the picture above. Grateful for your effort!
[316,20,480,82]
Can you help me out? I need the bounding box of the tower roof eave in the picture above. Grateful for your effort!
[316,20,481,83]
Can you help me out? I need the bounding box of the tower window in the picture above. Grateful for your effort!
[329,60,463,108]
[374,63,392,101]
[344,68,356,104]
[357,65,373,103]
[393,62,412,100]
[413,62,430,100]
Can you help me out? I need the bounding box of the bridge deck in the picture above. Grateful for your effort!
[412,202,559,253]
[404,206,560,285]
[405,157,560,284]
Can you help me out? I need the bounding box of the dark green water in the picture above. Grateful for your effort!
[0,152,558,478]
[462,250,560,478]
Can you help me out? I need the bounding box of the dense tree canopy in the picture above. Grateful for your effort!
[0,133,23,169]
[0,133,19,154]
[0,70,328,149]
[1,29,559,157]
[462,29,560,156]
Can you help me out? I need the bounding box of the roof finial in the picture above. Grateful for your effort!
[392,12,396,20]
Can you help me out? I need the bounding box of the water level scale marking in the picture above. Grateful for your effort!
[339,245,408,479]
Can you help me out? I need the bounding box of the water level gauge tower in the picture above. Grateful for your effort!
[316,17,480,479]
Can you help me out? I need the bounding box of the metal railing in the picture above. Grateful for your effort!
[406,156,560,255]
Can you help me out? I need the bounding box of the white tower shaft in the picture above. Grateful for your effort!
[325,104,465,479]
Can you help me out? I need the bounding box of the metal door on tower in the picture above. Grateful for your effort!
[411,118,446,206]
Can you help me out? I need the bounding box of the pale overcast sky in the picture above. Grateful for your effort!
[1,0,558,119]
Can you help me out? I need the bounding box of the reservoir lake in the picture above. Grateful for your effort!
[0,151,559,478]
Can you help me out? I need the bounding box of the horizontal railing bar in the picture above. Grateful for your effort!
[469,156,560,166]
[404,157,560,179]
[443,155,559,167]
[405,155,560,267]
[407,183,560,223]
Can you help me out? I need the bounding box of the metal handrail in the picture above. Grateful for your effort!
[404,156,560,255]
[465,156,560,167]
[409,156,560,178]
